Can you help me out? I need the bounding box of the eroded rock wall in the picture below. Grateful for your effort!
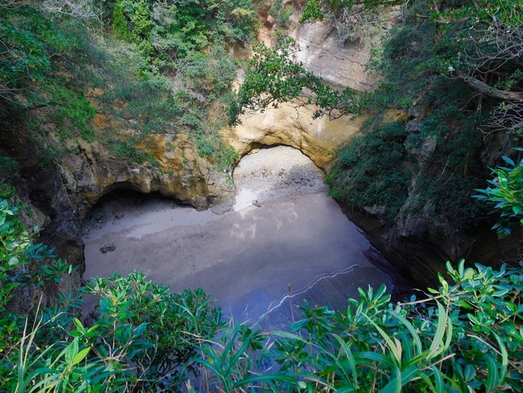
[338,187,522,290]
[332,112,522,289]
[61,135,235,221]
[257,1,381,91]
[222,102,365,172]
[1,103,234,306]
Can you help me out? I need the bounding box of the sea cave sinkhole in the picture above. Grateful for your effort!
[82,146,393,323]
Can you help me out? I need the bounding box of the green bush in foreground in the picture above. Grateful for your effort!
[1,187,522,392]
[0,190,223,392]
[196,259,523,392]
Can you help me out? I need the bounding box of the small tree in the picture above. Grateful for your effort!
[228,38,364,125]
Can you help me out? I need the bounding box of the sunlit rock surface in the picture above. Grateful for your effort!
[60,134,235,221]
[223,103,365,171]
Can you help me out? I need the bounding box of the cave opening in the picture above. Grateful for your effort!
[82,188,180,237]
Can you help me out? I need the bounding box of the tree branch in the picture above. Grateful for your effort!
[456,71,523,102]
[414,14,471,24]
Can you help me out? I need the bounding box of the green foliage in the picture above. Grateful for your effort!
[269,0,294,28]
[0,185,73,300]
[197,260,523,392]
[214,144,240,172]
[0,3,71,104]
[15,331,115,393]
[81,10,239,163]
[326,1,499,227]
[50,86,96,143]
[60,24,236,164]
[229,38,364,125]
[0,0,246,167]
[364,15,441,111]
[0,189,81,392]
[0,195,224,392]
[300,0,325,22]
[82,272,224,391]
[326,119,414,218]
[103,135,157,165]
[365,0,523,128]
[0,4,100,159]
[407,86,489,229]
[474,149,523,238]
[130,0,152,39]
[112,0,131,40]
[0,198,29,310]
[111,0,258,72]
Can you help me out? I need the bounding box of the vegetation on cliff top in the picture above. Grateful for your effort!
[0,0,254,171]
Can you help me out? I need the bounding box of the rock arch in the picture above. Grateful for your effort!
[222,102,364,172]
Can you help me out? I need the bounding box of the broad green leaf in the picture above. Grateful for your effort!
[72,347,90,366]
[363,314,401,365]
[502,156,515,167]
[65,338,79,364]
[355,351,397,368]
[485,356,499,392]
[332,334,358,386]
[493,332,508,383]
[428,302,448,359]
[431,365,445,393]
[388,310,422,355]
[234,373,297,389]
[133,322,147,336]
[399,365,421,386]
[73,317,84,330]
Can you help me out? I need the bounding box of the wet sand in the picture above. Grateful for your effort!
[83,147,391,321]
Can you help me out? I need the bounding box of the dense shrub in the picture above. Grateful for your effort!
[326,120,415,218]
[475,149,523,238]
[0,190,223,392]
[1,1,242,167]
[194,258,523,392]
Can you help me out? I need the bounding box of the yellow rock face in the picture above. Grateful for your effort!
[222,101,366,172]
[60,137,235,220]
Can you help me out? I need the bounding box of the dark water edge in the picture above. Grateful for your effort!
[189,254,411,392]
[254,248,412,332]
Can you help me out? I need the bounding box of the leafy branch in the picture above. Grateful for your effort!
[474,149,523,238]
[229,38,365,125]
